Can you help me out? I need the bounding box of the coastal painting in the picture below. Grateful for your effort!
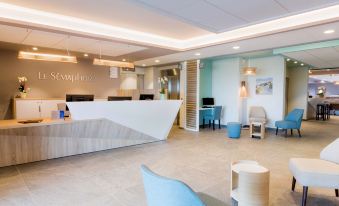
[256,78,273,95]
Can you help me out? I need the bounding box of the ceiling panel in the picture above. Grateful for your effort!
[306,47,339,62]
[205,0,287,23]
[132,0,197,11]
[54,36,147,57]
[173,1,246,31]
[283,48,339,68]
[0,25,28,44]
[22,30,66,47]
[276,0,339,12]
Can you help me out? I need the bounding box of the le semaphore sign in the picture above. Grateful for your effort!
[38,72,95,82]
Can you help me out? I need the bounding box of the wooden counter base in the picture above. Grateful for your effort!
[0,119,158,167]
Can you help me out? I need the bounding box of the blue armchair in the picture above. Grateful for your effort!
[203,106,222,130]
[141,165,225,206]
[275,109,304,137]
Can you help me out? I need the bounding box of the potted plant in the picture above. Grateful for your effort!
[18,76,30,98]
[159,77,168,100]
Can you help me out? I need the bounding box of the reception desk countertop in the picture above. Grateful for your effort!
[0,118,73,130]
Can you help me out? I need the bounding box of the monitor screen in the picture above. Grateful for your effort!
[66,94,94,102]
[202,98,214,106]
[108,96,132,101]
[139,94,154,100]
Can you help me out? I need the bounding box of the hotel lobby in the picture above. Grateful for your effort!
[0,1,339,206]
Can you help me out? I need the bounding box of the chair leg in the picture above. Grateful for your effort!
[218,120,221,129]
[213,120,215,130]
[285,129,287,137]
[292,176,296,191]
[335,189,338,197]
[297,129,302,138]
[290,129,293,136]
[209,120,211,128]
[276,127,278,135]
[202,119,205,129]
[302,186,308,206]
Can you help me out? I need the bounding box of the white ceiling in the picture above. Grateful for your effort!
[132,0,339,32]
[0,24,147,57]
[135,21,339,66]
[283,46,339,68]
[0,0,211,40]
[309,74,339,83]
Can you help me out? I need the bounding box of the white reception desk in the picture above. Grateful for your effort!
[0,100,182,167]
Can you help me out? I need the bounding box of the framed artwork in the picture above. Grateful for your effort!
[256,77,273,95]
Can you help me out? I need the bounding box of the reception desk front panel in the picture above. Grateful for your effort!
[0,100,182,167]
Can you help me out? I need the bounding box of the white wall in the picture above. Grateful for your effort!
[287,66,309,119]
[120,73,137,89]
[120,67,145,90]
[246,56,286,128]
[144,67,154,89]
[212,58,241,124]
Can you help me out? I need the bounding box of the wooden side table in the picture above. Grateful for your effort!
[231,160,270,206]
[250,122,265,139]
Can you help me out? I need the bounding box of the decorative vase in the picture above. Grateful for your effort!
[159,93,167,100]
[20,92,27,99]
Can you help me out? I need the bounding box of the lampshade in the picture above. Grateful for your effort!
[93,58,134,69]
[18,51,77,63]
[242,67,256,75]
[240,81,248,98]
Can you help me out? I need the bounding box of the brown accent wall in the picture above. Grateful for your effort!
[0,49,121,119]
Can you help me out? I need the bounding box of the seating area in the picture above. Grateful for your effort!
[289,138,339,206]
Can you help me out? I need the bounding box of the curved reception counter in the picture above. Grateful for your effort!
[0,100,182,167]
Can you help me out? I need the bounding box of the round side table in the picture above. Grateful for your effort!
[231,160,270,206]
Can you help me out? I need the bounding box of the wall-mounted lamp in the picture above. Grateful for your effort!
[242,67,257,75]
[240,81,248,98]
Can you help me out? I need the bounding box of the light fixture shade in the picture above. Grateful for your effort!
[93,58,134,69]
[240,81,248,98]
[18,51,77,63]
[242,67,257,75]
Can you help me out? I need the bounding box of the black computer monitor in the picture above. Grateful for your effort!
[66,94,94,102]
[139,94,154,100]
[108,96,132,101]
[202,98,214,106]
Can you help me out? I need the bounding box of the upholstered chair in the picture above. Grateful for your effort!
[141,165,225,206]
[275,109,304,137]
[289,138,339,206]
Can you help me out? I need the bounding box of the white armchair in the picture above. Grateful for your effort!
[289,138,339,206]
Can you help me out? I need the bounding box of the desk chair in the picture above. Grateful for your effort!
[203,106,222,130]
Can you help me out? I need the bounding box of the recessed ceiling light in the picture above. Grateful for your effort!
[326,69,330,71]
[294,61,298,64]
[195,52,201,56]
[155,60,160,63]
[286,58,290,62]
[323,29,335,34]
[32,47,38,51]
[320,80,325,83]
[83,53,88,57]
[301,63,304,66]
[142,64,146,67]
[233,46,240,50]
[122,59,126,62]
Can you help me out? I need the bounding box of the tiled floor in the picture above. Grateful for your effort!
[0,117,338,206]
